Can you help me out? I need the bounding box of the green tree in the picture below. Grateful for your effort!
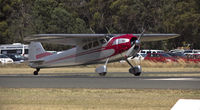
[163,0,200,49]
[0,0,16,44]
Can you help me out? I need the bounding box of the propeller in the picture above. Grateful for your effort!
[138,28,145,40]
[125,29,145,58]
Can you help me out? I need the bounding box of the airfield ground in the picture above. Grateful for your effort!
[0,88,200,110]
[0,62,200,110]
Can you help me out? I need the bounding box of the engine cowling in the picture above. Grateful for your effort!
[125,39,140,58]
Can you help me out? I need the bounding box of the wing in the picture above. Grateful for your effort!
[24,34,109,45]
[24,33,179,45]
[133,34,180,42]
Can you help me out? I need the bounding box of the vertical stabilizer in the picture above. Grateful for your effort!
[29,42,47,61]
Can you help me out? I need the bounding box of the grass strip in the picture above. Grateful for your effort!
[0,88,200,110]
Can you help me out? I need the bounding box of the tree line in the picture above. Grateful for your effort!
[0,0,200,50]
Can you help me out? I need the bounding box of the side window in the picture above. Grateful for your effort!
[88,43,92,49]
[83,41,100,50]
[25,49,29,54]
[93,41,99,47]
[16,49,22,54]
[141,51,145,53]
[83,45,88,50]
[147,51,151,54]
[82,42,92,50]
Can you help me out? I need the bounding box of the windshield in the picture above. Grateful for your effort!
[184,50,192,53]
[14,54,23,58]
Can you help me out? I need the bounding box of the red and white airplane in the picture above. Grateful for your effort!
[25,33,179,76]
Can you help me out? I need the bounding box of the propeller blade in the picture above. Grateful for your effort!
[138,29,145,40]
[126,44,135,57]
[126,29,144,57]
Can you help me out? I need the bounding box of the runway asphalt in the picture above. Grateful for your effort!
[0,72,200,89]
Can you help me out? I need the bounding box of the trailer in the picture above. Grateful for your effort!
[0,43,29,58]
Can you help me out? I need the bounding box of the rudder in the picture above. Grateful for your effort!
[29,42,48,60]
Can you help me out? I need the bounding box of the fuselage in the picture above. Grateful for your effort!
[30,34,138,68]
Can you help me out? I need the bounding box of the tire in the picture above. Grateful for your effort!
[99,72,107,76]
[33,71,38,75]
[134,72,141,76]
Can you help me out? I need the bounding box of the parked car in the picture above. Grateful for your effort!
[0,54,14,64]
[144,53,177,62]
[186,54,200,63]
[169,49,184,53]
[183,50,200,56]
[5,54,27,63]
[167,52,187,61]
[132,53,147,61]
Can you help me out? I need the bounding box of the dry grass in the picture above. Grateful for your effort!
[1,60,200,68]
[0,88,200,110]
[107,60,200,68]
[0,61,200,75]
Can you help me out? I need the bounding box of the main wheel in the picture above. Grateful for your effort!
[99,72,107,76]
[129,68,141,76]
[33,71,38,75]
[134,72,141,76]
[129,68,135,74]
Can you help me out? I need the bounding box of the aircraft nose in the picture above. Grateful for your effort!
[130,37,138,46]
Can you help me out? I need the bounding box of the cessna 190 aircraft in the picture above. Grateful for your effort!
[25,33,179,76]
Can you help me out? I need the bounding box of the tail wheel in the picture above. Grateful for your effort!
[33,68,40,75]
[33,71,38,75]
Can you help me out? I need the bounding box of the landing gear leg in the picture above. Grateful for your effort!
[33,68,40,75]
[125,59,142,76]
[95,58,109,76]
